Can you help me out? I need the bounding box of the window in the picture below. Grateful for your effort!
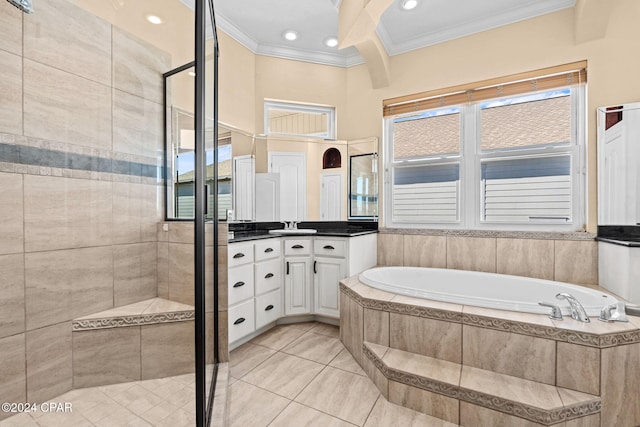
[383,64,586,231]
[264,100,336,139]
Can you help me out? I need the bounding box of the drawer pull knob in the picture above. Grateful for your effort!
[233,317,245,325]
[264,248,274,253]
[323,245,335,250]
[265,273,274,279]
[233,253,245,259]
[265,305,274,311]
[292,244,304,249]
[233,281,245,288]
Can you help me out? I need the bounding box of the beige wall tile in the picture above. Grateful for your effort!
[496,238,554,280]
[23,0,111,85]
[24,175,113,252]
[601,342,640,426]
[73,327,141,388]
[26,322,72,402]
[113,90,163,158]
[112,28,171,104]
[403,235,447,268]
[0,254,24,338]
[141,321,195,380]
[362,354,388,398]
[0,333,26,421]
[25,246,113,330]
[114,243,157,307]
[342,295,364,364]
[23,59,111,149]
[157,242,169,299]
[447,237,496,273]
[112,182,142,245]
[556,342,600,395]
[0,1,22,55]
[140,184,161,242]
[388,381,459,424]
[555,240,598,285]
[364,308,389,346]
[377,233,404,266]
[564,414,600,427]
[0,51,22,135]
[168,222,194,244]
[168,243,194,305]
[390,313,461,363]
[460,402,543,427]
[0,173,23,257]
[462,325,555,384]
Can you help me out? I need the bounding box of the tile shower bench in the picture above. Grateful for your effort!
[71,298,195,388]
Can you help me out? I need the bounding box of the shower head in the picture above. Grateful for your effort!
[6,0,33,13]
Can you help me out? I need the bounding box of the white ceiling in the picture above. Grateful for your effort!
[209,0,575,67]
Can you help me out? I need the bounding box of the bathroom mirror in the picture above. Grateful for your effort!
[597,102,640,225]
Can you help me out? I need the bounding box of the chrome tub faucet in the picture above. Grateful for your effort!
[599,302,629,322]
[556,293,590,323]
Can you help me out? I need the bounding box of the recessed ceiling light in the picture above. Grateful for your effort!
[146,14,163,24]
[324,37,339,48]
[283,30,298,41]
[401,0,418,10]
[188,71,196,77]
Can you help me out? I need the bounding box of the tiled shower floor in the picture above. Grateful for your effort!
[1,322,455,427]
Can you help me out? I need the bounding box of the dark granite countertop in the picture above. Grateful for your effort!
[597,225,640,247]
[228,221,378,243]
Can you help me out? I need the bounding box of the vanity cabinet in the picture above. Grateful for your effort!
[228,239,283,343]
[283,238,312,315]
[313,238,347,317]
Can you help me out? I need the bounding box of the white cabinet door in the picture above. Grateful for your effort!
[284,257,311,315]
[233,156,255,221]
[269,152,306,221]
[313,257,346,318]
[320,172,343,221]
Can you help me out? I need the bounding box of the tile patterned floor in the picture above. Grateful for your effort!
[228,322,458,427]
[1,322,457,426]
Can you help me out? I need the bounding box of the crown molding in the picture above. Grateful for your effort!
[256,43,364,68]
[377,0,576,56]
[215,12,259,52]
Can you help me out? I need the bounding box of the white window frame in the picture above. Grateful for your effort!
[264,100,336,140]
[383,86,586,232]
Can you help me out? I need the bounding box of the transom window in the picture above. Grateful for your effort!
[264,100,336,139]
[383,64,586,231]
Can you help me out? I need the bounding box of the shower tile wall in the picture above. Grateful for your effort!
[0,0,169,418]
[378,232,598,285]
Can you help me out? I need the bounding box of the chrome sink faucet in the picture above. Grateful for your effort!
[556,293,590,323]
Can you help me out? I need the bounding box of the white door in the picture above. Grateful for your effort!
[255,173,280,221]
[313,257,346,317]
[320,172,343,221]
[233,156,254,221]
[284,257,311,315]
[269,152,306,221]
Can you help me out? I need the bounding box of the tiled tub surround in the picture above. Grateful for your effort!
[378,229,598,286]
[340,276,640,427]
[0,0,171,419]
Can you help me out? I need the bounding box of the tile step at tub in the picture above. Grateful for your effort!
[363,342,601,426]
[72,297,194,331]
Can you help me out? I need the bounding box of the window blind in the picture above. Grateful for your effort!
[383,61,587,117]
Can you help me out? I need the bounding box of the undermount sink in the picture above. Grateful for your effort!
[268,229,318,235]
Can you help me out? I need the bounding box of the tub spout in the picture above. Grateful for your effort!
[556,293,590,323]
[599,302,629,322]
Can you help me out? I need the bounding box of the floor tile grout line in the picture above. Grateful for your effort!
[289,363,329,402]
[362,394,382,427]
[292,397,361,427]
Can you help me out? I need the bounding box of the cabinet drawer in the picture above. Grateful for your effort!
[314,238,347,257]
[228,299,255,343]
[254,239,281,261]
[228,264,254,305]
[255,289,282,329]
[284,239,311,256]
[228,242,254,267]
[255,258,282,295]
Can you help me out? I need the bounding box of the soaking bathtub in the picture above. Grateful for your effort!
[359,266,617,317]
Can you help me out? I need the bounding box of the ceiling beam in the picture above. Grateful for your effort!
[339,0,393,88]
[574,0,613,43]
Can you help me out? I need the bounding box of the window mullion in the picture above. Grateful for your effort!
[460,103,479,228]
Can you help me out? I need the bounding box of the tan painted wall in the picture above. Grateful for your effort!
[343,1,640,232]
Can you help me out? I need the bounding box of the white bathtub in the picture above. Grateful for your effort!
[359,267,617,316]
